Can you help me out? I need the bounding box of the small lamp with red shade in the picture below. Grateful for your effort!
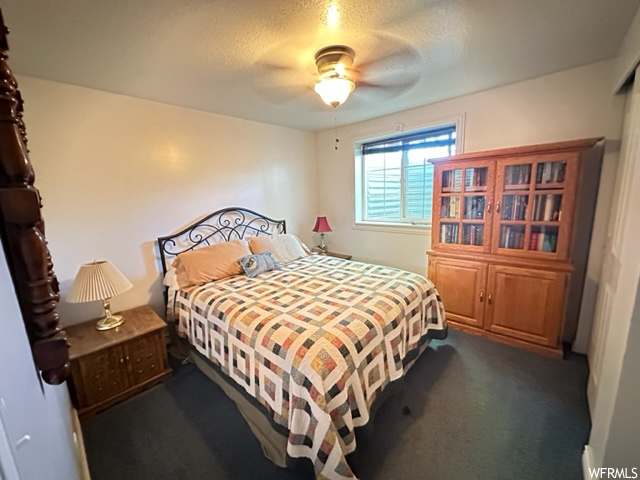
[312,216,332,254]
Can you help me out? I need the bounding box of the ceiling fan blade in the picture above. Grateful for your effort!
[356,50,421,82]
[254,60,298,73]
[355,73,420,100]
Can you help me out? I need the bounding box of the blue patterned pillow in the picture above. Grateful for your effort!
[238,252,282,278]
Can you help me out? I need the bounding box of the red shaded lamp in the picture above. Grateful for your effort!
[312,216,332,254]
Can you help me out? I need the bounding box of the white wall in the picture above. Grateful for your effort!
[316,60,624,283]
[0,246,81,480]
[18,75,317,326]
[613,4,640,92]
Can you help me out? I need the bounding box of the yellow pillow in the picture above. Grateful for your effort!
[171,239,251,288]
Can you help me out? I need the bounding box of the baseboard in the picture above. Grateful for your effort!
[71,408,91,480]
[582,445,595,480]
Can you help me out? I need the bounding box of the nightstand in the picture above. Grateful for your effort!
[66,305,171,420]
[325,252,352,260]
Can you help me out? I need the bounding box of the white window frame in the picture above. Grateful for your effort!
[353,114,465,235]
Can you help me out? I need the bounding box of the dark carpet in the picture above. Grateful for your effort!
[82,329,591,480]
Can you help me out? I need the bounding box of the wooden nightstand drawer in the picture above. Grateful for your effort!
[76,347,130,406]
[66,305,172,419]
[126,331,165,385]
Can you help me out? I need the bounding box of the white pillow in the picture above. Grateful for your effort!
[248,234,310,264]
[163,267,180,290]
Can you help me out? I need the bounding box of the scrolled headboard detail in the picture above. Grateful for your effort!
[0,10,70,385]
[157,207,286,275]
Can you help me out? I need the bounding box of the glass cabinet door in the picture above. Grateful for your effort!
[435,162,493,252]
[493,155,576,258]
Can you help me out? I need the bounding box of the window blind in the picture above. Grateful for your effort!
[361,125,456,224]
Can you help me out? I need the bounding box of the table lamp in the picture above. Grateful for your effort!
[67,260,133,331]
[312,216,332,254]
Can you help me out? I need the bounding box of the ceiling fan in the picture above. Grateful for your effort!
[313,45,356,107]
[254,34,421,108]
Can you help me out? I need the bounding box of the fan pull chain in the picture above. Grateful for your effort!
[334,108,339,150]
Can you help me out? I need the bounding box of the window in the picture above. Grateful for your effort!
[356,124,457,227]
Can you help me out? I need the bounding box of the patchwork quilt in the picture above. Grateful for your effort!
[172,255,446,479]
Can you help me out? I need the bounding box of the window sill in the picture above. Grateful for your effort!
[352,221,432,236]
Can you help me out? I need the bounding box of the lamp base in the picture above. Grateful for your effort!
[318,232,328,254]
[96,314,125,331]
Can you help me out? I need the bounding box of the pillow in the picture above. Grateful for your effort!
[238,252,282,278]
[171,239,251,288]
[248,234,310,264]
[163,267,180,290]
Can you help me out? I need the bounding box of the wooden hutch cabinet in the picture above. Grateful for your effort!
[428,138,603,356]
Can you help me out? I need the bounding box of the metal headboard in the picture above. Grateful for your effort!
[157,207,286,275]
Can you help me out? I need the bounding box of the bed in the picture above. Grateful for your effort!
[157,207,447,479]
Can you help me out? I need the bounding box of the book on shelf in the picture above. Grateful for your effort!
[441,196,461,218]
[534,194,562,221]
[453,171,462,190]
[500,225,524,249]
[515,232,524,249]
[443,170,463,190]
[452,197,460,217]
[465,168,487,188]
[530,231,558,252]
[440,223,459,244]
[536,161,566,184]
[464,196,485,219]
[465,224,483,246]
[543,196,554,221]
[502,195,528,221]
[507,165,531,185]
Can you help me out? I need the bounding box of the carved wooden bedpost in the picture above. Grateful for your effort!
[0,9,70,384]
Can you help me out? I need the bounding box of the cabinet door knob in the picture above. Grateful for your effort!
[496,202,500,214]
[488,293,493,304]
[119,358,125,365]
[487,202,492,213]
[479,291,484,302]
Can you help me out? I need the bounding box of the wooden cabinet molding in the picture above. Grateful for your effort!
[0,10,69,384]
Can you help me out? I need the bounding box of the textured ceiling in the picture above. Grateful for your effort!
[2,0,639,132]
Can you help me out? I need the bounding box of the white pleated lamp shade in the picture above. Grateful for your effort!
[67,261,133,303]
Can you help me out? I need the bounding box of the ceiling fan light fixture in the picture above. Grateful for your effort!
[314,75,355,107]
